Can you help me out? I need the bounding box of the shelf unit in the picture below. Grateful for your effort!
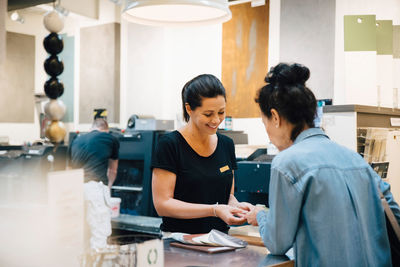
[323,104,400,200]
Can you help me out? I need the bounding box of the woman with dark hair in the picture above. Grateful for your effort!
[245,63,400,266]
[151,74,251,234]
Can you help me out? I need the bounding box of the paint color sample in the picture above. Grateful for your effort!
[0,0,5,64]
[393,25,400,58]
[0,32,35,123]
[80,23,120,123]
[280,0,335,100]
[344,15,376,51]
[59,34,74,123]
[376,20,393,55]
[376,55,394,107]
[344,52,377,106]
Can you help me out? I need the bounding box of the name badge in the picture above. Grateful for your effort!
[219,165,230,173]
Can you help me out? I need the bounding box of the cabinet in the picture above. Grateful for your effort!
[113,130,168,217]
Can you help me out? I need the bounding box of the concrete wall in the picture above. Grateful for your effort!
[0,0,6,64]
[0,32,35,123]
[279,0,335,100]
[79,23,120,123]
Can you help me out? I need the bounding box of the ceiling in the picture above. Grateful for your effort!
[7,0,247,11]
[7,0,251,14]
[8,0,54,11]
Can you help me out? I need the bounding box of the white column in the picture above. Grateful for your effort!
[268,0,280,70]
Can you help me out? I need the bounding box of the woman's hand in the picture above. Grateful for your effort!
[234,201,254,212]
[227,193,253,212]
[215,204,247,225]
[245,206,264,226]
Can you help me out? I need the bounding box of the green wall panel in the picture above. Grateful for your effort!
[393,25,400,59]
[344,15,376,52]
[58,34,74,123]
[376,20,393,55]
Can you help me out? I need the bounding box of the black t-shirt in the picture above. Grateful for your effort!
[151,130,237,234]
[69,130,119,184]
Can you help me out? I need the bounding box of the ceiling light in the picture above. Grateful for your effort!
[10,11,24,24]
[122,0,232,27]
[54,4,69,17]
[109,0,122,4]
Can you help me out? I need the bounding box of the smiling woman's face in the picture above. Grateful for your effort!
[186,95,226,135]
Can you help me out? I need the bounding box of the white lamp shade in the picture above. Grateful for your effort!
[43,10,64,33]
[122,0,232,26]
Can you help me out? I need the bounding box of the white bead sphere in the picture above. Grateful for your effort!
[43,10,64,33]
[44,99,66,121]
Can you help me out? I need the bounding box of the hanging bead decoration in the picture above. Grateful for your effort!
[43,9,66,143]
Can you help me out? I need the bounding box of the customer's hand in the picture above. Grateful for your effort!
[245,206,264,226]
[215,204,247,225]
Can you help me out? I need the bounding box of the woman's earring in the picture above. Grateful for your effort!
[275,124,279,128]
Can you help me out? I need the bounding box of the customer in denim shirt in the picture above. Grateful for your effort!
[245,63,400,267]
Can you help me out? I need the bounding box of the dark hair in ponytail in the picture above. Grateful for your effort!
[181,74,226,122]
[255,63,317,141]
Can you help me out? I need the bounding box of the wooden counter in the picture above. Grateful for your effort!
[111,215,294,266]
[163,238,294,267]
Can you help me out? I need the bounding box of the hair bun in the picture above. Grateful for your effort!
[265,63,310,86]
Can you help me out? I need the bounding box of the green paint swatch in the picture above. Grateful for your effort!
[376,20,393,55]
[59,34,75,123]
[344,15,376,51]
[393,25,400,58]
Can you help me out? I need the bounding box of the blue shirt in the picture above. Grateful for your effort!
[257,128,400,267]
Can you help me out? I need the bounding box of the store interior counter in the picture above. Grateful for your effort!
[164,238,294,267]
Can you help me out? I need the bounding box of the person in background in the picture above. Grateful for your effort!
[69,117,120,249]
[151,74,251,234]
[245,63,400,266]
[69,118,119,188]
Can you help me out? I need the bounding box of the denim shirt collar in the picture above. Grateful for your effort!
[293,127,329,145]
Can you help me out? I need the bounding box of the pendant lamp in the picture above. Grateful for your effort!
[122,0,232,26]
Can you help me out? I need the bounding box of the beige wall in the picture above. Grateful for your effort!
[0,0,6,64]
[280,0,335,100]
[79,23,120,123]
[0,32,35,123]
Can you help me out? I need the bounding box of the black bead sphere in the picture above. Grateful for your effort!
[44,77,64,99]
[43,33,63,55]
[44,55,64,77]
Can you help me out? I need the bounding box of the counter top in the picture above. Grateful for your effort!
[163,238,294,267]
[323,104,400,115]
[112,214,162,236]
[322,104,400,128]
[112,215,294,266]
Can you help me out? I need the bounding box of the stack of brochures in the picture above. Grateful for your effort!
[169,229,248,253]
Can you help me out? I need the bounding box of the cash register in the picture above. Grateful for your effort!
[234,148,274,207]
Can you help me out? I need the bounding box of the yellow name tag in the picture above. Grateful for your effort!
[219,165,230,173]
